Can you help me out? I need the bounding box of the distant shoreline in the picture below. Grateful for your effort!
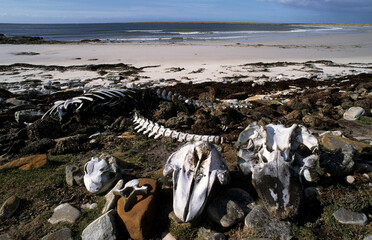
[1,22,372,26]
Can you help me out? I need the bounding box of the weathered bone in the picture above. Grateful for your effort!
[83,156,120,194]
[237,122,320,219]
[164,128,173,137]
[164,141,230,222]
[113,179,148,212]
[148,124,160,138]
[154,126,166,139]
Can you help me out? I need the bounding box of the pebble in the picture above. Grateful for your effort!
[81,203,98,210]
[41,228,72,240]
[0,196,20,219]
[48,203,81,224]
[346,175,355,184]
[333,208,368,225]
[343,107,365,120]
[82,209,117,240]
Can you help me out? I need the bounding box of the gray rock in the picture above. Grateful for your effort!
[66,165,79,187]
[364,233,372,240]
[0,196,20,219]
[41,228,72,240]
[162,232,176,240]
[245,205,292,240]
[320,144,356,177]
[333,208,368,225]
[0,233,11,240]
[82,209,117,240]
[81,203,98,210]
[102,179,124,214]
[207,188,254,228]
[14,109,44,123]
[48,203,81,224]
[74,172,84,186]
[5,98,30,107]
[343,107,365,120]
[197,225,226,240]
[207,233,226,240]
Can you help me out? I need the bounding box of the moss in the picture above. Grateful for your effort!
[169,219,197,240]
[355,116,372,125]
[317,185,371,212]
[136,139,156,148]
[0,159,66,200]
[292,224,317,240]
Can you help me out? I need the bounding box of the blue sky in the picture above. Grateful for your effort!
[0,0,371,23]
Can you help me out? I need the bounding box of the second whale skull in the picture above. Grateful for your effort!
[164,141,230,222]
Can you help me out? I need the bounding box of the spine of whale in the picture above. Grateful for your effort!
[155,88,252,110]
[132,112,224,145]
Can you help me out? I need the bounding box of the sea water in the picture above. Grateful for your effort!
[0,22,368,43]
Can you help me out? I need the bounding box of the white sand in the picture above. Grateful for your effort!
[0,31,371,87]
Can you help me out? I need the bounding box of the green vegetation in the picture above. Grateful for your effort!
[169,219,197,240]
[0,154,75,200]
[355,116,372,125]
[292,224,317,240]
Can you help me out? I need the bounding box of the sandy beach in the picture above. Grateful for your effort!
[0,31,372,90]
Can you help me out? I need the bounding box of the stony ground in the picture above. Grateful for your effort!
[0,71,371,239]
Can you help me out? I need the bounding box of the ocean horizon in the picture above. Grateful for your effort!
[0,22,369,43]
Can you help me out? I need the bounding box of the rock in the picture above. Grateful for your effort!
[285,110,301,120]
[41,228,72,240]
[320,135,371,152]
[0,233,11,240]
[48,203,81,224]
[162,232,176,240]
[333,208,368,225]
[0,196,20,219]
[343,107,365,120]
[197,226,226,240]
[27,118,62,141]
[207,188,254,228]
[82,209,117,240]
[14,109,44,123]
[320,144,356,177]
[51,134,90,155]
[346,175,355,184]
[245,205,291,240]
[81,203,98,210]
[74,171,84,186]
[65,165,80,187]
[117,178,158,240]
[102,179,124,214]
[20,138,56,155]
[0,154,47,170]
[365,233,372,240]
[5,98,30,107]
